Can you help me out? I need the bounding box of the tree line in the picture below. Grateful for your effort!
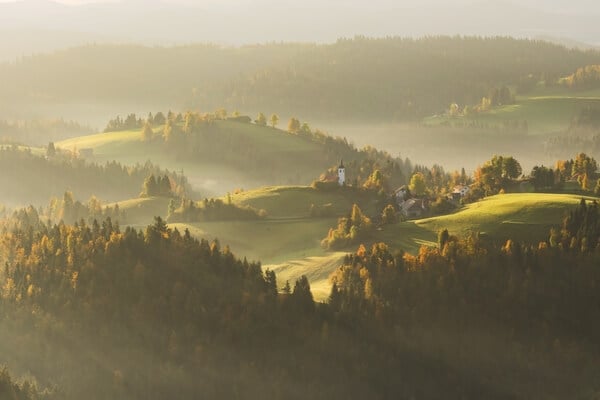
[0,146,191,206]
[3,38,600,121]
[2,194,600,398]
[0,213,494,399]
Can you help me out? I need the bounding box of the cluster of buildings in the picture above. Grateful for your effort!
[337,161,470,219]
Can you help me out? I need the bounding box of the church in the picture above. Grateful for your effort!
[338,160,345,186]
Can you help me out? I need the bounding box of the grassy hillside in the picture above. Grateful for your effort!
[107,188,594,301]
[415,193,599,243]
[228,185,382,218]
[184,192,598,300]
[424,91,600,134]
[57,121,349,197]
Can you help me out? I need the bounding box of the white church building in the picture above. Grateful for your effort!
[338,160,346,186]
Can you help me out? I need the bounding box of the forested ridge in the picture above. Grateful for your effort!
[0,146,190,206]
[0,214,497,400]
[3,37,600,121]
[1,198,600,398]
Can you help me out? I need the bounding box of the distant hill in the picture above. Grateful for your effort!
[3,37,600,125]
[56,118,412,197]
[1,0,600,56]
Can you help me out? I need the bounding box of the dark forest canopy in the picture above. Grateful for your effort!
[2,37,600,121]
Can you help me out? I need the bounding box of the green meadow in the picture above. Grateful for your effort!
[424,89,600,134]
[416,193,598,243]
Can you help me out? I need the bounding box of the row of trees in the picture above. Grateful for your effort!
[167,198,266,223]
[140,174,175,198]
[104,113,144,132]
[469,155,522,198]
[321,204,373,249]
[447,85,515,117]
[560,64,600,90]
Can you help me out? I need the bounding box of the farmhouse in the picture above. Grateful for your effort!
[451,185,470,201]
[401,198,428,219]
[394,185,409,204]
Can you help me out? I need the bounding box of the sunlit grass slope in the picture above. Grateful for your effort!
[56,121,339,196]
[228,185,381,218]
[170,218,340,302]
[475,96,600,133]
[416,193,598,243]
[424,90,600,134]
[110,191,593,301]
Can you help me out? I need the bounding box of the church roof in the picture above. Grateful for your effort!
[339,160,345,169]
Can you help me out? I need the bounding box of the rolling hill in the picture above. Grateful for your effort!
[165,189,596,300]
[415,193,598,243]
[3,37,600,126]
[56,120,379,197]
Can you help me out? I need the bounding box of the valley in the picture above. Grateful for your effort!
[2,31,600,400]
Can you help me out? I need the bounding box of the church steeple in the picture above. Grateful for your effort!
[338,159,346,186]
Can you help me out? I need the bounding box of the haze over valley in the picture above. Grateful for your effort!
[1,1,600,399]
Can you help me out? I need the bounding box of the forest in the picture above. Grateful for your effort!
[2,37,600,122]
[1,196,600,398]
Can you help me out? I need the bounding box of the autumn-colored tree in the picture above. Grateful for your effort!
[255,112,267,126]
[409,172,426,196]
[287,117,301,133]
[381,204,398,225]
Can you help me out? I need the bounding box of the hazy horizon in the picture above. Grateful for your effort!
[1,0,600,63]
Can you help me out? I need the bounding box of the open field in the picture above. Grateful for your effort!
[416,193,599,244]
[424,91,600,134]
